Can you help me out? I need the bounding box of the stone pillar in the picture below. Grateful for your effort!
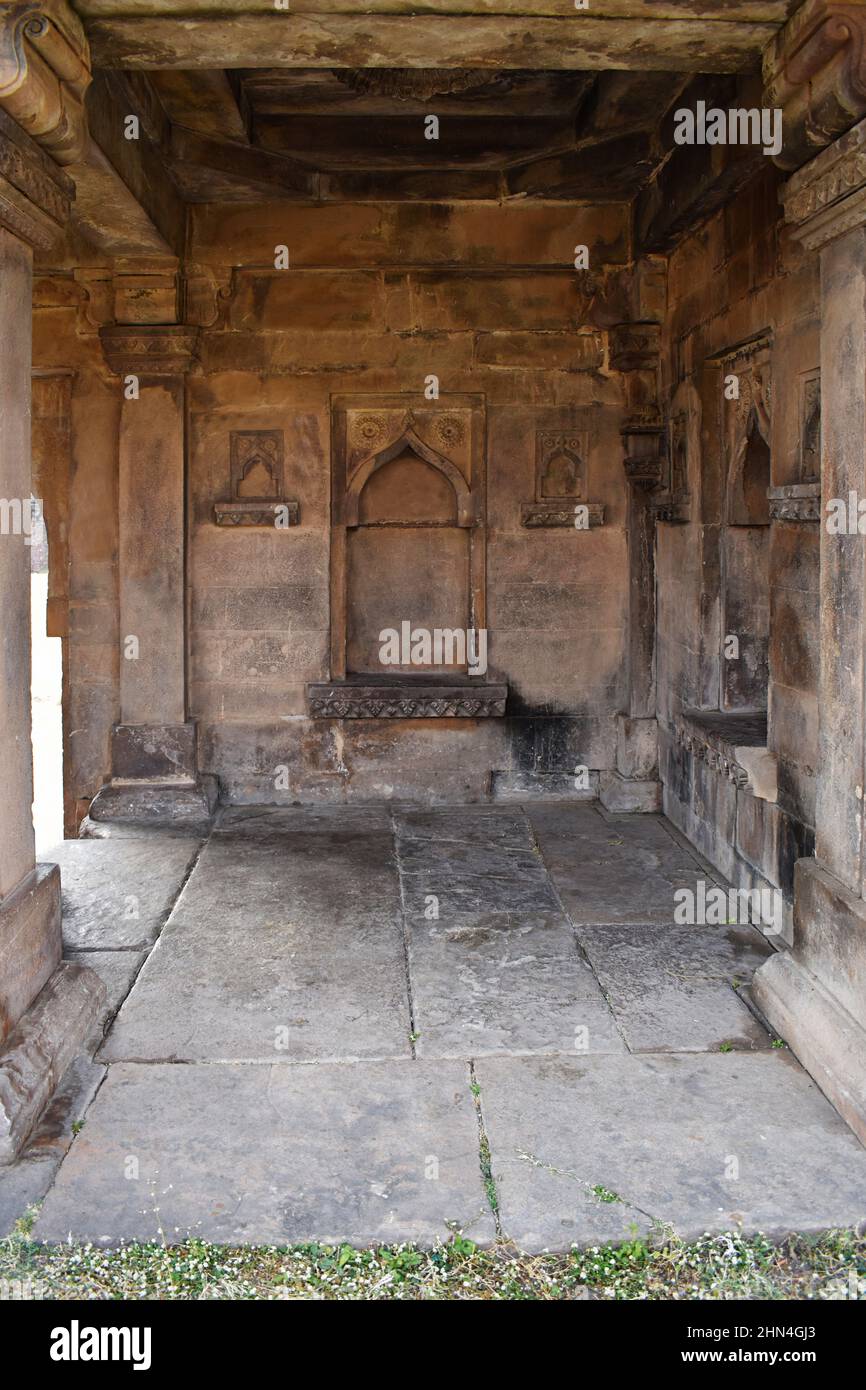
[88,320,217,827]
[752,115,866,1143]
[0,6,103,1162]
[601,319,665,812]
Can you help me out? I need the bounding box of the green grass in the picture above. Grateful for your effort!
[2,1216,864,1300]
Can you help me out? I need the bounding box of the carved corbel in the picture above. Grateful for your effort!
[0,0,91,165]
[183,262,234,330]
[764,0,866,170]
[610,322,665,490]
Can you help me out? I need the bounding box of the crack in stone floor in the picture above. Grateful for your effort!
[2,803,865,1250]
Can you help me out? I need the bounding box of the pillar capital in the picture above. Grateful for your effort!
[0,0,91,166]
[99,323,200,378]
[782,110,866,249]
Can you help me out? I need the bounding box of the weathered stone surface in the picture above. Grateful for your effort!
[34,1060,495,1247]
[392,806,624,1057]
[0,962,106,1164]
[49,837,201,950]
[578,924,773,1053]
[111,722,198,781]
[87,776,219,829]
[477,1052,866,1251]
[0,1153,57,1238]
[599,770,662,813]
[101,815,412,1062]
[529,803,712,926]
[753,944,866,1147]
[66,950,147,1049]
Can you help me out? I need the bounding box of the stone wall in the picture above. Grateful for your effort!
[658,167,819,940]
[32,199,645,811]
[186,200,635,803]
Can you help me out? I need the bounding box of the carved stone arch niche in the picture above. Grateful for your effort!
[325,394,490,690]
[715,335,773,711]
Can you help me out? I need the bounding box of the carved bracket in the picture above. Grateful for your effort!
[764,0,866,171]
[0,0,91,165]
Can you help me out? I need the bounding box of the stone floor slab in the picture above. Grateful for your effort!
[102,820,412,1062]
[578,924,773,1052]
[49,837,201,950]
[476,1052,866,1251]
[408,911,625,1058]
[394,806,531,850]
[530,803,714,925]
[393,805,620,1055]
[66,949,146,1049]
[34,1060,495,1247]
[216,804,394,835]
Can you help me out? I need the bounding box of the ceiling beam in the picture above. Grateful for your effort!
[87,15,777,72]
[75,1,795,18]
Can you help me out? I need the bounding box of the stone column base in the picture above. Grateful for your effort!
[87,775,220,830]
[599,770,662,813]
[0,864,62,1049]
[85,721,220,830]
[0,961,106,1163]
[752,857,866,1145]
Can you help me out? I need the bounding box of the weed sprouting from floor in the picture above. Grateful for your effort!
[2,1216,864,1301]
[591,1184,622,1204]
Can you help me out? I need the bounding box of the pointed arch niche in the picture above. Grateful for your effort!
[321,395,499,707]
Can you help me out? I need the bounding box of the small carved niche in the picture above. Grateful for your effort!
[537,431,586,500]
[233,430,282,498]
[521,428,604,529]
[213,429,299,527]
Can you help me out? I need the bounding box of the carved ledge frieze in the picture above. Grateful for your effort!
[99,324,199,377]
[521,502,604,528]
[783,110,866,247]
[213,500,300,528]
[0,0,91,166]
[0,103,71,247]
[764,0,866,171]
[308,681,508,719]
[768,482,822,521]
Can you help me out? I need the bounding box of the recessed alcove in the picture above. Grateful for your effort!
[312,394,505,715]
